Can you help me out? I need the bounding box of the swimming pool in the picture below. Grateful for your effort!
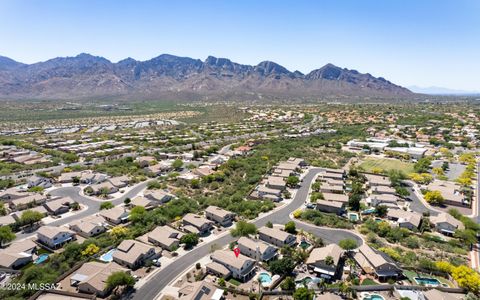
[414,277,441,286]
[258,272,272,284]
[34,254,49,265]
[362,208,376,215]
[99,249,116,262]
[299,241,311,249]
[349,213,359,221]
[362,293,385,300]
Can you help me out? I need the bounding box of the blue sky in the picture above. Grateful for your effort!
[0,0,479,90]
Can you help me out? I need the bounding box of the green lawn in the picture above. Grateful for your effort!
[361,278,378,285]
[359,158,414,175]
[228,278,241,286]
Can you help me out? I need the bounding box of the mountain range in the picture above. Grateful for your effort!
[0,53,413,101]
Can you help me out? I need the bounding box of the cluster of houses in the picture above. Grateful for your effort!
[0,145,51,165]
[426,180,470,208]
[314,168,348,215]
[250,157,306,202]
[347,138,429,160]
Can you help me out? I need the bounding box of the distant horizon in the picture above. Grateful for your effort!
[1,0,479,90]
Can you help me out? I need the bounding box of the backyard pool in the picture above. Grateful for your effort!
[414,277,441,286]
[349,213,359,221]
[299,241,311,249]
[99,249,116,262]
[33,254,49,265]
[258,272,272,285]
[362,208,376,215]
[362,293,385,300]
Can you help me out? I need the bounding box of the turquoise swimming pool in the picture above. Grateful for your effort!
[363,294,385,300]
[299,241,311,249]
[258,272,272,284]
[99,249,116,262]
[349,213,359,221]
[34,254,49,265]
[414,277,440,286]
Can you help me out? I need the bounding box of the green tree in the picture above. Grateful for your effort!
[414,158,431,173]
[325,255,334,266]
[106,271,135,291]
[286,176,299,187]
[339,238,358,250]
[19,210,44,228]
[280,276,295,290]
[230,221,257,237]
[100,201,114,210]
[374,205,388,217]
[348,193,361,211]
[424,190,445,205]
[129,206,146,223]
[266,221,273,228]
[0,225,15,245]
[284,221,296,234]
[172,159,183,170]
[293,287,314,300]
[269,257,295,276]
[180,233,199,249]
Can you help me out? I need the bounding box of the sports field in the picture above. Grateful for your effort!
[358,157,414,174]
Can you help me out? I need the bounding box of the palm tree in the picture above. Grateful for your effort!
[317,279,327,293]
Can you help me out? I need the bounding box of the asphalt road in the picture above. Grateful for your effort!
[404,183,439,217]
[131,168,363,300]
[15,181,149,240]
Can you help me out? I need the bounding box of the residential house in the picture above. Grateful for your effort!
[0,239,36,269]
[80,172,107,184]
[129,196,159,210]
[177,280,225,300]
[306,244,344,280]
[423,289,458,300]
[0,188,28,201]
[89,181,118,195]
[354,244,402,281]
[209,250,255,281]
[369,193,398,207]
[27,175,52,189]
[386,209,422,230]
[258,226,296,247]
[37,226,76,249]
[430,213,465,236]
[271,168,293,178]
[144,189,173,203]
[57,171,83,183]
[99,206,129,225]
[320,182,344,194]
[9,194,47,211]
[237,237,277,261]
[205,206,236,227]
[136,156,157,167]
[316,200,345,215]
[107,175,130,188]
[43,197,72,215]
[112,240,157,269]
[370,185,396,195]
[365,174,391,187]
[276,162,298,172]
[427,180,469,207]
[69,261,128,297]
[0,214,17,227]
[323,193,349,204]
[182,213,213,235]
[287,157,307,167]
[69,215,108,237]
[265,176,286,190]
[137,226,184,251]
[193,166,215,177]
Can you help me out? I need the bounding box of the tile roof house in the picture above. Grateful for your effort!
[316,200,345,215]
[427,180,469,207]
[107,175,130,188]
[0,214,17,227]
[205,206,236,227]
[323,193,349,203]
[306,244,344,280]
[237,237,277,262]
[112,240,158,269]
[43,197,72,215]
[37,226,76,249]
[137,225,184,251]
[69,215,108,237]
[0,239,36,269]
[89,181,118,195]
[69,261,128,297]
[258,226,296,248]
[99,206,130,225]
[182,213,214,235]
[177,280,225,300]
[210,250,255,281]
[265,176,286,191]
[386,209,422,230]
[129,196,159,210]
[57,171,84,183]
[423,289,459,300]
[354,244,402,281]
[9,194,47,211]
[143,190,174,203]
[27,175,52,189]
[365,174,391,187]
[430,212,465,235]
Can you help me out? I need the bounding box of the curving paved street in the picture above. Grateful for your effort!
[15,181,149,240]
[131,168,363,300]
